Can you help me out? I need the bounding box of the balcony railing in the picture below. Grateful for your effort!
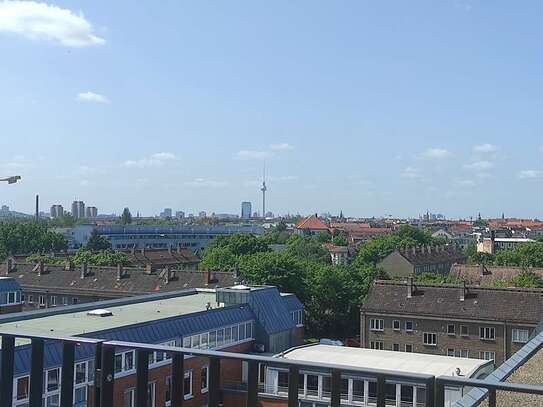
[1,331,543,407]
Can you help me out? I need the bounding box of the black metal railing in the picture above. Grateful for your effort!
[1,331,543,407]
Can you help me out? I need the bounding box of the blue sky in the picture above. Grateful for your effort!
[1,0,543,219]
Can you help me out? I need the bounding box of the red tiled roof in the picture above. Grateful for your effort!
[295,214,329,230]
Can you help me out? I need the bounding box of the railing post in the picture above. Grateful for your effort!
[0,335,15,407]
[208,357,221,407]
[376,374,385,407]
[247,361,258,407]
[288,366,299,407]
[60,341,75,407]
[330,369,341,407]
[93,342,102,407]
[135,349,150,407]
[434,378,444,407]
[488,388,497,407]
[29,338,44,407]
[99,344,115,407]
[171,353,185,407]
[425,376,435,407]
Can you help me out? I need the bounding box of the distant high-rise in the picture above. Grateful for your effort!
[160,208,172,218]
[71,201,85,219]
[241,202,252,219]
[50,205,64,218]
[1,205,9,213]
[199,211,207,218]
[86,206,98,218]
[260,164,267,218]
[175,211,185,219]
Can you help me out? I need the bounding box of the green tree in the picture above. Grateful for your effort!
[86,229,112,251]
[512,272,543,288]
[285,234,330,263]
[0,221,67,257]
[331,235,348,246]
[314,231,331,244]
[200,246,238,271]
[494,242,543,268]
[121,208,132,225]
[72,249,130,266]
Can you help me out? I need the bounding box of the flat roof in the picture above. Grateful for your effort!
[0,291,217,346]
[279,345,491,378]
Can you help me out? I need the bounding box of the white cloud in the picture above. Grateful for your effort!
[463,161,494,171]
[473,143,498,153]
[270,143,294,151]
[422,148,450,159]
[77,91,109,104]
[519,170,542,179]
[185,178,228,188]
[123,152,177,168]
[401,166,421,179]
[235,150,273,160]
[456,179,476,188]
[0,1,105,47]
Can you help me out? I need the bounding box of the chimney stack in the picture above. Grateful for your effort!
[141,247,146,256]
[80,262,88,279]
[407,277,414,299]
[38,260,44,276]
[412,246,417,255]
[6,258,13,274]
[116,264,124,281]
[35,194,39,221]
[460,281,467,301]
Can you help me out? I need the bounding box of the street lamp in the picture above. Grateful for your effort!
[0,175,21,184]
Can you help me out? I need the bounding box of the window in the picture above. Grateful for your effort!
[246,322,252,338]
[393,320,400,331]
[74,387,87,405]
[115,354,123,374]
[8,291,16,304]
[370,341,384,350]
[447,348,455,357]
[62,297,68,306]
[147,382,156,407]
[512,328,529,344]
[46,368,60,392]
[50,296,57,306]
[21,293,25,303]
[460,325,469,336]
[225,326,232,343]
[75,362,87,384]
[184,371,193,399]
[201,366,209,393]
[232,325,239,342]
[124,351,134,370]
[370,319,384,331]
[479,351,495,361]
[405,344,413,353]
[480,327,496,340]
[460,349,469,358]
[393,343,400,351]
[39,295,46,306]
[46,394,59,406]
[183,336,191,348]
[165,376,172,404]
[405,321,413,332]
[217,329,224,346]
[28,294,34,304]
[423,332,437,346]
[209,331,217,348]
[239,324,246,340]
[447,324,456,335]
[72,298,79,305]
[124,388,135,407]
[16,376,29,400]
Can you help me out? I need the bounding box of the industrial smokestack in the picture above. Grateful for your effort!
[35,194,39,220]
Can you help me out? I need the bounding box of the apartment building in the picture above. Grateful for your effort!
[360,280,542,365]
[1,285,304,407]
[378,245,465,278]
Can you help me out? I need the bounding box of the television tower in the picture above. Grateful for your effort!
[261,163,267,218]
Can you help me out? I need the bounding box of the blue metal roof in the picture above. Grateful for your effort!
[9,305,255,376]
[281,293,303,312]
[248,287,296,335]
[0,277,20,292]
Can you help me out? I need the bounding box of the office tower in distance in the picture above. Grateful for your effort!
[50,205,64,218]
[175,211,185,219]
[71,201,85,219]
[241,202,252,219]
[86,206,98,218]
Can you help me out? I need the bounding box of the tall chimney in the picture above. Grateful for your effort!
[38,260,44,276]
[407,277,414,299]
[35,194,39,220]
[80,262,87,279]
[460,281,467,301]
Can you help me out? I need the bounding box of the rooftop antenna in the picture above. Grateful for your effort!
[261,162,267,218]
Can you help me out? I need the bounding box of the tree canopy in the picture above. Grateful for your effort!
[86,229,112,251]
[0,221,67,260]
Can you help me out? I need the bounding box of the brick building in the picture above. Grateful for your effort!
[0,276,22,314]
[378,245,465,278]
[361,280,542,365]
[1,285,304,407]
[1,258,234,311]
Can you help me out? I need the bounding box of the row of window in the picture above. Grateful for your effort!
[22,294,79,307]
[15,360,92,406]
[182,321,253,349]
[370,319,529,344]
[3,291,20,305]
[292,310,303,326]
[369,342,496,361]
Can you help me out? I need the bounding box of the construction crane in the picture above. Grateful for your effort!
[0,175,21,184]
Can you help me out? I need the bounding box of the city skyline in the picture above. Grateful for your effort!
[2,1,543,218]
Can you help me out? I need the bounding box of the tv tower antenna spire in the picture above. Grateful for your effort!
[261,162,267,218]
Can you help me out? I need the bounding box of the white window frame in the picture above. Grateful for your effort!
[447,324,456,336]
[480,327,496,341]
[201,365,209,393]
[479,351,495,361]
[460,325,469,337]
[405,321,413,332]
[370,319,384,332]
[423,332,437,346]
[393,320,400,331]
[512,328,529,344]
[7,291,17,304]
[184,370,193,400]
[405,344,413,353]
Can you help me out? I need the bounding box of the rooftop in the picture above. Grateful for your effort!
[278,344,492,378]
[362,280,543,324]
[295,214,329,230]
[451,264,543,286]
[0,290,217,345]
